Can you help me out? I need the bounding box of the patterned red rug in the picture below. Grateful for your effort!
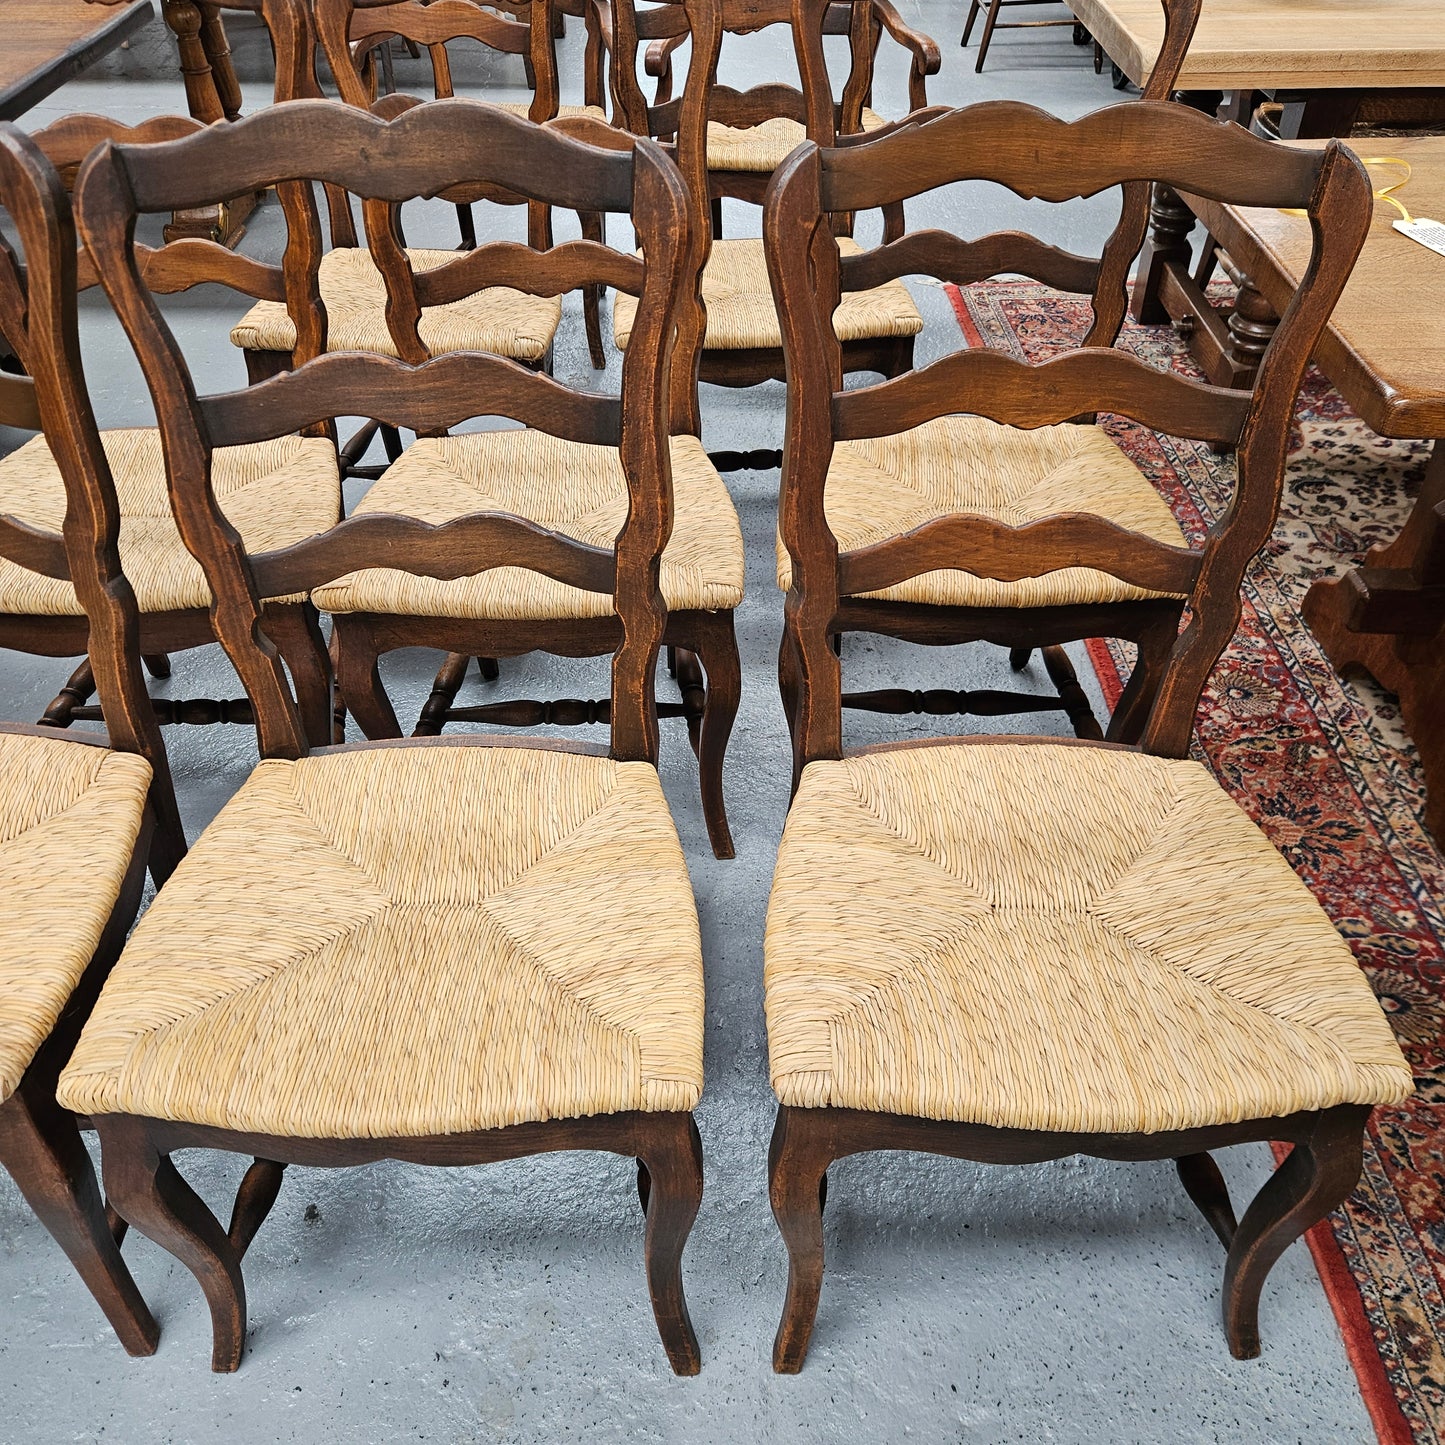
[946,280,1444,1445]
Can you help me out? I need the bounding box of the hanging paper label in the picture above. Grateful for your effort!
[1394,217,1445,259]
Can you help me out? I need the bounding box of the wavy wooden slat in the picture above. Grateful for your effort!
[0,514,72,581]
[712,83,808,128]
[111,100,636,218]
[346,0,528,54]
[415,238,647,306]
[250,511,615,599]
[200,351,623,448]
[136,239,286,301]
[833,347,1251,445]
[32,112,205,174]
[819,100,1327,215]
[837,513,1202,598]
[839,229,1101,295]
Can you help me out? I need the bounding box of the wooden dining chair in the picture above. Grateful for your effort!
[319,0,611,370]
[309,0,744,860]
[605,0,923,420]
[0,110,338,796]
[633,0,939,237]
[229,0,579,488]
[776,0,1201,742]
[761,100,1411,1372]
[0,122,173,1359]
[962,0,1092,75]
[60,96,708,1375]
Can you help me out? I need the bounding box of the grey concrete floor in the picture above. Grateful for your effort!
[0,5,1374,1441]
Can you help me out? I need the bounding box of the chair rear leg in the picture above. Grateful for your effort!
[0,1082,158,1357]
[579,210,608,369]
[227,1159,287,1258]
[268,605,335,750]
[1221,1106,1369,1359]
[961,0,982,45]
[635,1112,704,1376]
[415,652,470,737]
[331,619,404,739]
[974,0,1004,71]
[688,611,740,860]
[769,1106,833,1373]
[1175,1152,1238,1249]
[39,658,96,729]
[98,1116,247,1372]
[141,654,172,679]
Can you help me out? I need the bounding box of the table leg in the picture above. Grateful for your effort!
[1303,441,1445,842]
[160,0,259,247]
[1131,181,1196,326]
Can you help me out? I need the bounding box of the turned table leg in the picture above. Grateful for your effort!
[1303,441,1445,842]
[198,2,244,121]
[163,0,224,123]
[1130,181,1196,326]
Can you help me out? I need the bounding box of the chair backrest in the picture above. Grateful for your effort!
[810,0,1202,343]
[764,101,1371,770]
[74,98,694,767]
[0,124,181,871]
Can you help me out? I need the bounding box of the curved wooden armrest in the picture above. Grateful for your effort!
[645,33,685,78]
[870,0,941,74]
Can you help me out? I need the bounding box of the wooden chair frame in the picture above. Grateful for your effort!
[0,112,335,767]
[763,99,1374,1370]
[0,123,175,1358]
[313,0,743,859]
[601,0,916,403]
[75,96,706,1373]
[783,0,1203,743]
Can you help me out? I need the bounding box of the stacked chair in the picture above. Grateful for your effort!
[0,0,1417,1391]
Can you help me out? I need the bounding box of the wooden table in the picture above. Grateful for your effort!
[0,0,154,121]
[1188,136,1445,840]
[1070,0,1445,96]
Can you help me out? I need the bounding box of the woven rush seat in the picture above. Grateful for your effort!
[764,741,1413,1135]
[0,733,151,1103]
[313,430,744,620]
[614,236,922,352]
[0,429,341,615]
[229,246,562,360]
[775,414,1189,608]
[494,101,610,124]
[58,744,704,1137]
[705,109,887,173]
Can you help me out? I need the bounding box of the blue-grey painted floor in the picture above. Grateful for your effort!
[0,5,1375,1441]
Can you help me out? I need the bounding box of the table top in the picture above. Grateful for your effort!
[1069,0,1445,92]
[1189,136,1445,439]
[0,0,154,122]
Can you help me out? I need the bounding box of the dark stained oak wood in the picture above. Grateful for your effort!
[762,91,1376,1371]
[75,92,710,1372]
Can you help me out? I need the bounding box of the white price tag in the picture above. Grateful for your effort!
[1394,217,1445,259]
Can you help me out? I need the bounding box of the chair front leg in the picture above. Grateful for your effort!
[97,1115,248,1372]
[768,1105,835,1373]
[635,1112,705,1376]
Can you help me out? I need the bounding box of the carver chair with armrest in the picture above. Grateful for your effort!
[0,122,176,1359]
[316,0,746,860]
[635,0,939,236]
[767,0,1203,741]
[0,110,340,760]
[761,99,1411,1372]
[60,96,708,1374]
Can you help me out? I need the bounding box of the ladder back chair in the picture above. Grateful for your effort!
[314,3,745,860]
[230,0,580,489]
[0,123,174,1359]
[761,101,1411,1372]
[59,96,708,1375]
[635,0,939,234]
[607,0,923,420]
[0,110,341,762]
[778,0,1203,742]
[319,0,612,370]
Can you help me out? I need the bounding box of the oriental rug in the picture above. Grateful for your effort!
[946,280,1444,1445]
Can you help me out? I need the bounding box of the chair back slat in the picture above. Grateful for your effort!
[0,126,178,820]
[765,104,1373,771]
[75,98,694,767]
[251,514,615,602]
[413,237,647,308]
[838,516,1202,599]
[197,352,622,448]
[0,371,43,431]
[839,229,1102,299]
[834,347,1252,447]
